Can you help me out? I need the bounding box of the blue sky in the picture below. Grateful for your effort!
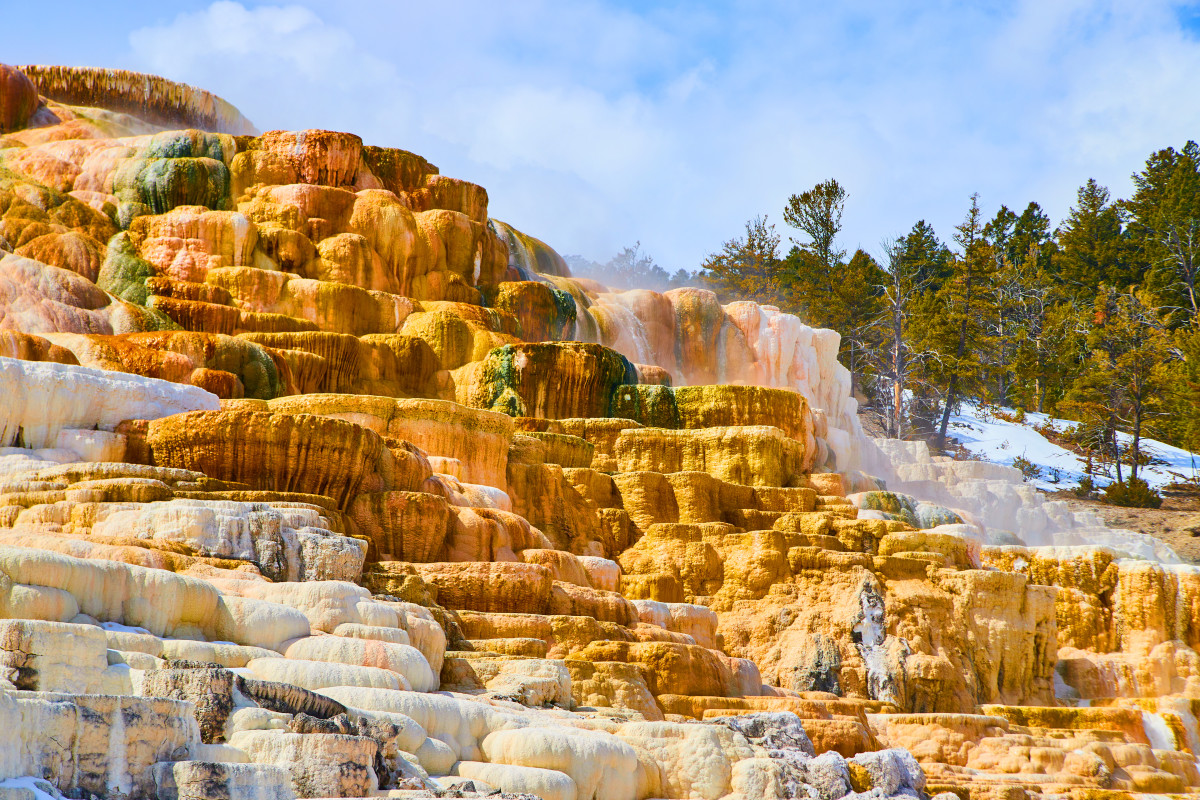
[9,1,1200,271]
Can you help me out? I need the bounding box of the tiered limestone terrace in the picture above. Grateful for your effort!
[0,62,1197,800]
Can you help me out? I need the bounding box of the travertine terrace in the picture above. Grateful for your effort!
[0,63,1197,800]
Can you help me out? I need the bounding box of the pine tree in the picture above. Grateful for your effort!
[897,220,953,290]
[781,181,883,393]
[781,179,849,325]
[1064,287,1174,481]
[783,179,847,277]
[1054,180,1133,297]
[834,249,887,395]
[1175,326,1200,454]
[1126,142,1200,323]
[930,194,997,451]
[698,216,784,305]
[1012,202,1055,272]
[982,203,1060,410]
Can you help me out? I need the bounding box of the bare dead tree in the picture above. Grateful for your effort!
[861,238,935,439]
[1156,217,1200,320]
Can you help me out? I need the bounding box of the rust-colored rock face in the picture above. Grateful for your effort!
[145,409,391,507]
[2,61,1198,800]
[0,65,38,133]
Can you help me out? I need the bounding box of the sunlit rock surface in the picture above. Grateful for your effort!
[1,61,1198,800]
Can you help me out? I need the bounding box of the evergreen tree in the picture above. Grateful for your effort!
[781,180,883,392]
[783,179,847,276]
[698,216,784,305]
[1054,179,1133,297]
[1174,326,1200,454]
[1126,142,1200,323]
[1064,288,1174,481]
[897,220,953,290]
[689,147,1200,458]
[834,249,887,394]
[982,204,1059,409]
[928,194,997,451]
[781,178,849,324]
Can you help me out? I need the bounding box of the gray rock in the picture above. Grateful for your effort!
[2,690,197,800]
[850,748,926,796]
[141,667,235,744]
[153,761,295,800]
[802,751,853,800]
[235,675,348,719]
[712,711,816,757]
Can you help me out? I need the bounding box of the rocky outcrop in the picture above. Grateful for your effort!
[457,341,637,419]
[18,65,257,134]
[144,410,393,508]
[0,690,200,800]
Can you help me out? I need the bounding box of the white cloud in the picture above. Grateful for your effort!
[126,0,1200,270]
[129,1,402,132]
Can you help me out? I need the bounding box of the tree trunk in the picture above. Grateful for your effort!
[891,311,903,438]
[936,374,958,452]
[936,246,975,453]
[892,379,903,438]
[1112,426,1123,484]
[1131,407,1142,481]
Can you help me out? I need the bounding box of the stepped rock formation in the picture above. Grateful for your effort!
[1,61,1199,800]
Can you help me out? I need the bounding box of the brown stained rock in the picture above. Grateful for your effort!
[16,230,106,282]
[567,659,663,720]
[257,129,362,187]
[229,730,378,799]
[0,65,38,133]
[348,491,450,562]
[145,409,391,508]
[673,384,814,444]
[34,330,289,399]
[456,341,637,420]
[153,761,294,800]
[511,431,594,469]
[16,65,255,134]
[506,461,605,554]
[235,674,348,719]
[0,331,79,364]
[141,666,234,743]
[361,562,439,605]
[406,175,490,223]
[576,639,740,698]
[558,417,643,462]
[414,561,553,614]
[0,254,143,336]
[518,548,593,586]
[548,581,639,627]
[439,505,548,562]
[614,425,806,488]
[267,394,513,492]
[3,691,199,800]
[487,280,574,343]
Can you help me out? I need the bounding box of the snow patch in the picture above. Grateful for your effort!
[948,401,1200,491]
[0,778,65,800]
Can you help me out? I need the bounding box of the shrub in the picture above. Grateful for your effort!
[1012,454,1042,481]
[1102,477,1163,508]
[1074,476,1097,498]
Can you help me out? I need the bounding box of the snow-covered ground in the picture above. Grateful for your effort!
[947,401,1200,491]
